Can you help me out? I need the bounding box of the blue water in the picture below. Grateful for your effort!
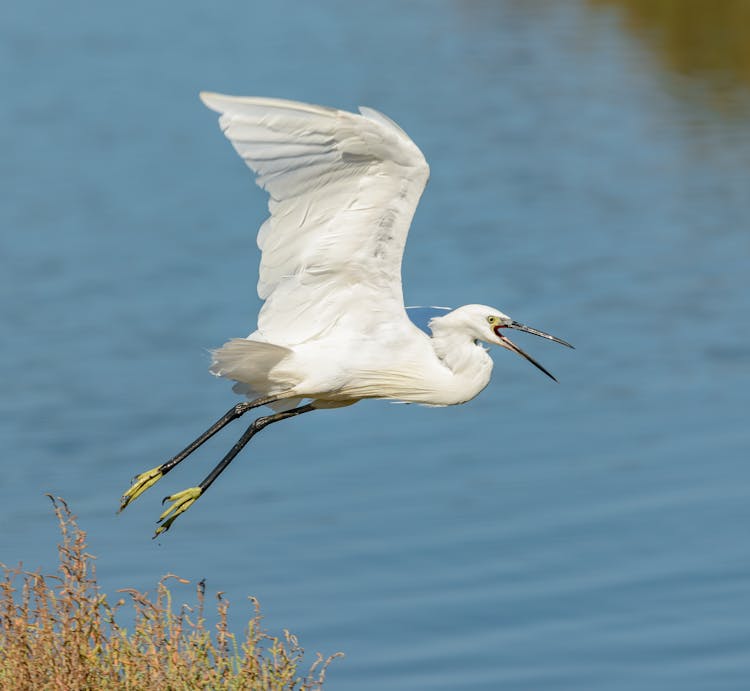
[2,1,749,688]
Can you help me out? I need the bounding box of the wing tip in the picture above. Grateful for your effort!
[199,92,341,117]
[199,90,227,113]
[358,105,407,137]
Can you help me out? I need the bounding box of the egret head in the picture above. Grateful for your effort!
[485,310,574,381]
[438,304,574,381]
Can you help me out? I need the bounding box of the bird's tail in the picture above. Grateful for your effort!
[210,338,300,409]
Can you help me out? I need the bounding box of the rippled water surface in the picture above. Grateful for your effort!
[2,2,749,688]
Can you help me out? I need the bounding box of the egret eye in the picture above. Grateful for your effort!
[487,315,497,325]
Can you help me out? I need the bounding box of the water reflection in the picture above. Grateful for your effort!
[591,0,750,110]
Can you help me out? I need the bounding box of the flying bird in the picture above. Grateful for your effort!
[119,93,573,535]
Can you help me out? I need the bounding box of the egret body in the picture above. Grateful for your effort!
[119,94,573,535]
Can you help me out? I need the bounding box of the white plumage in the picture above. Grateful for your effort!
[202,93,570,408]
[120,93,573,534]
[202,93,427,343]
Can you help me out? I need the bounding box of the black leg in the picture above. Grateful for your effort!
[155,404,316,536]
[119,396,281,512]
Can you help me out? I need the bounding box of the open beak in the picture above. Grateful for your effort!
[494,321,574,382]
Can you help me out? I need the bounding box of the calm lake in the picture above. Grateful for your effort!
[2,1,749,688]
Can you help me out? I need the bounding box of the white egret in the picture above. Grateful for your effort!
[119,93,573,535]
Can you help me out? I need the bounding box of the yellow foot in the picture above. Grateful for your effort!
[154,487,203,537]
[119,466,164,512]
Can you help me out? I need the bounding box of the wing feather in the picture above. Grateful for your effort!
[200,92,430,345]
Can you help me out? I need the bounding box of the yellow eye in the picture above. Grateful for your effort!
[487,315,498,325]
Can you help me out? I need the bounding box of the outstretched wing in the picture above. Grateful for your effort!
[201,93,430,345]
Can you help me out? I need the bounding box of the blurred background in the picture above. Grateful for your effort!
[1,1,748,688]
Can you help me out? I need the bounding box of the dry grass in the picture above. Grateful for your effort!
[0,496,340,690]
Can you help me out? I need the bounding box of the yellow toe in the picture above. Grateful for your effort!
[154,487,202,537]
[119,467,163,512]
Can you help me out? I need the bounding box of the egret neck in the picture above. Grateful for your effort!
[428,313,494,402]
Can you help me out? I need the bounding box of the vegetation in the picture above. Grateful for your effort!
[0,497,339,690]
[591,0,750,102]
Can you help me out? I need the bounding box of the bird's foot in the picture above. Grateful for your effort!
[154,487,202,537]
[119,466,164,512]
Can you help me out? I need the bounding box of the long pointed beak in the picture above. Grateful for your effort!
[495,322,573,382]
[498,333,560,382]
[509,321,574,349]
